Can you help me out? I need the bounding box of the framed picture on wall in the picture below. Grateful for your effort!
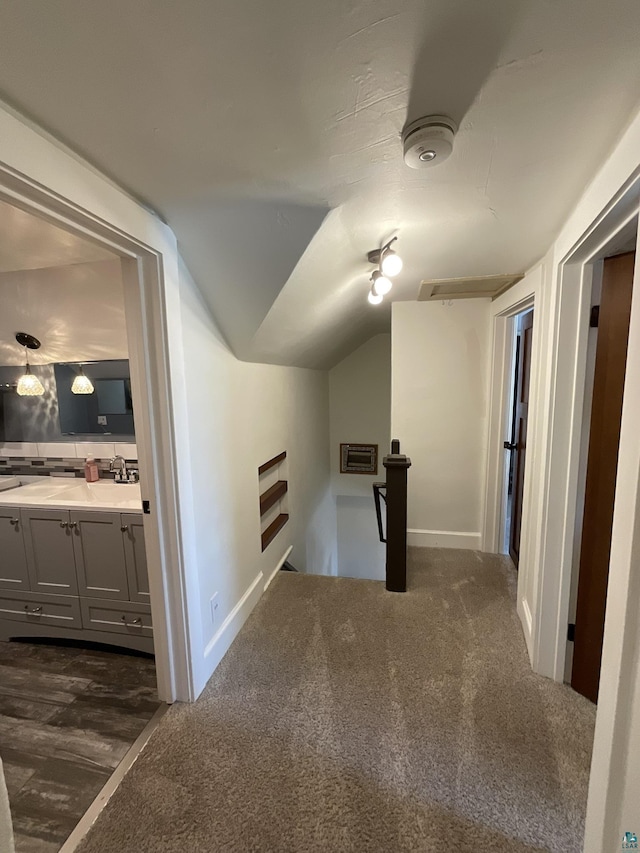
[340,443,378,475]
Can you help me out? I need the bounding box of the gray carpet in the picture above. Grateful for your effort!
[77,549,596,853]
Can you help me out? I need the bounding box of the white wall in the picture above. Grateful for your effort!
[392,300,491,549]
[178,261,335,682]
[329,334,390,579]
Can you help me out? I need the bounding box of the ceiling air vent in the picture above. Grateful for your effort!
[418,273,524,302]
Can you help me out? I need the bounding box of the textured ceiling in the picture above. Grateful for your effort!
[0,260,128,366]
[0,199,116,273]
[0,0,639,366]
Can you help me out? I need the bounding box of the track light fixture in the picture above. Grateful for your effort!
[366,237,402,306]
[15,332,45,397]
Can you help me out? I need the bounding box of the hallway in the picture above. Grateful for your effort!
[77,549,595,853]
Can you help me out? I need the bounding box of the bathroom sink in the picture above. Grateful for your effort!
[57,481,142,504]
[13,480,70,497]
[0,478,142,510]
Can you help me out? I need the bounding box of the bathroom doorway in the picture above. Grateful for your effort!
[0,168,192,849]
[0,170,190,705]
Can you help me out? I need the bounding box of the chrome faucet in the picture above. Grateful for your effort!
[110,455,140,484]
[110,455,127,483]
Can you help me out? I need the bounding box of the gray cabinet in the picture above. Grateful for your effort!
[21,508,78,595]
[1,506,151,652]
[122,514,149,603]
[71,511,129,601]
[0,507,29,591]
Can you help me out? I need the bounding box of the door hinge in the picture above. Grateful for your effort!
[590,305,600,328]
[142,500,151,515]
[567,623,576,642]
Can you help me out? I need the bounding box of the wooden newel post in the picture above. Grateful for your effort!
[383,439,412,592]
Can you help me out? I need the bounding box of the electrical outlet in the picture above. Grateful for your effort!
[210,592,219,625]
[97,416,107,425]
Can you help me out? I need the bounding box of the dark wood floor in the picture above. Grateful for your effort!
[0,639,160,852]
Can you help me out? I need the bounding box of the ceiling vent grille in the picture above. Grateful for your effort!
[418,273,524,302]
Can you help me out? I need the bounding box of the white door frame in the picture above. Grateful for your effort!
[0,162,193,703]
[532,179,640,684]
[483,172,640,686]
[482,285,537,556]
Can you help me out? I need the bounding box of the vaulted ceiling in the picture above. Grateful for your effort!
[0,0,639,367]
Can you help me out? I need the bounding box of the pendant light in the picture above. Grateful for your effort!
[71,364,95,395]
[15,332,45,397]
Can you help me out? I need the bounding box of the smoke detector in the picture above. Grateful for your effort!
[401,115,457,169]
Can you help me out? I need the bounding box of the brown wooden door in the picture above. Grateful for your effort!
[572,252,635,703]
[509,309,534,566]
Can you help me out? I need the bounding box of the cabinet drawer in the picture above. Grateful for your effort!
[80,597,153,638]
[0,590,82,628]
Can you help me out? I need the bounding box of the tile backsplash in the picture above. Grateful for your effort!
[0,442,138,479]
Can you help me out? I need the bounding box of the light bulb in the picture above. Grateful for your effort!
[381,249,403,277]
[16,364,44,396]
[368,288,383,305]
[372,271,392,296]
[71,367,94,395]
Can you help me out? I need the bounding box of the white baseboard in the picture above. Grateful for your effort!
[202,571,264,674]
[407,529,482,549]
[265,545,293,591]
[518,595,534,663]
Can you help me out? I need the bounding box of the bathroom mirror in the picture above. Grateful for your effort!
[55,360,135,436]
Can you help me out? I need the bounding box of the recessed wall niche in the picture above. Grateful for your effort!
[258,452,288,551]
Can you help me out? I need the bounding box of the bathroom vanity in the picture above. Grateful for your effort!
[0,479,152,653]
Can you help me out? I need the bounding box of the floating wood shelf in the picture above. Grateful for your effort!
[260,480,288,516]
[261,513,289,551]
[258,451,286,476]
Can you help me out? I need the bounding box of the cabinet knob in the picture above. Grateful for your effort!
[121,615,142,628]
[60,521,68,529]
[69,521,78,530]
[9,518,18,526]
[121,525,129,532]
[24,605,43,616]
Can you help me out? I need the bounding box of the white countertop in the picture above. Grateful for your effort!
[0,479,143,512]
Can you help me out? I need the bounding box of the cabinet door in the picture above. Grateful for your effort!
[0,508,29,591]
[122,514,150,603]
[22,509,77,595]
[71,511,129,600]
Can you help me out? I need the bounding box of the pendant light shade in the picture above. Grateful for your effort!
[15,332,44,397]
[71,365,95,395]
[16,363,45,397]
